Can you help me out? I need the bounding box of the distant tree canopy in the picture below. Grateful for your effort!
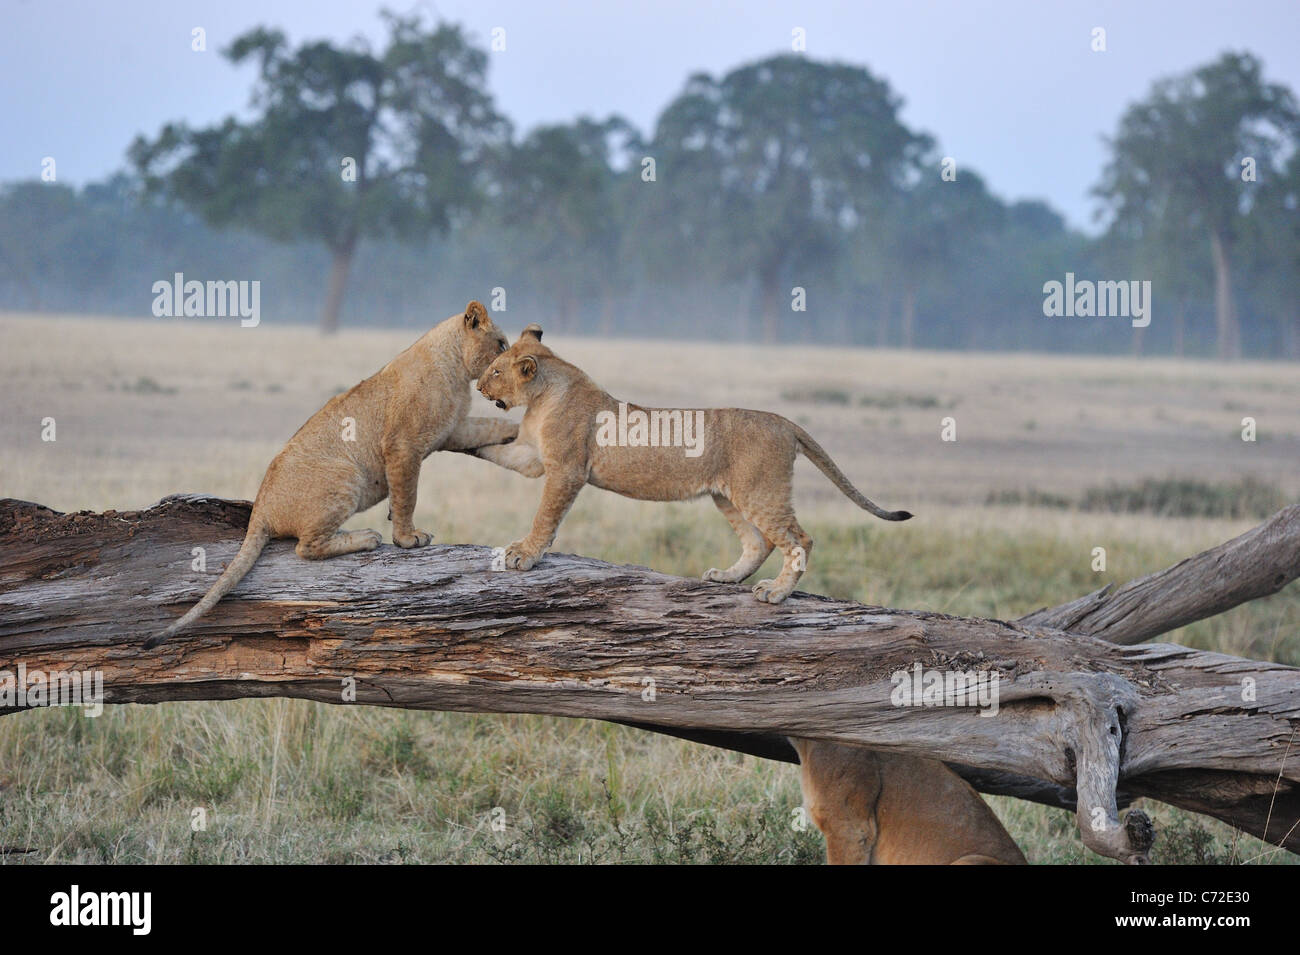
[494,116,640,333]
[2,30,1298,358]
[647,56,928,342]
[128,12,508,333]
[1095,52,1300,359]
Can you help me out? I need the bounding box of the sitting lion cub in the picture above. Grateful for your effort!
[472,326,911,603]
[146,301,518,648]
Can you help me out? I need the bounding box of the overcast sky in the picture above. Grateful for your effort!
[4,0,1298,232]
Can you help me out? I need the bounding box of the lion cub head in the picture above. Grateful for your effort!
[460,301,510,378]
[478,324,546,411]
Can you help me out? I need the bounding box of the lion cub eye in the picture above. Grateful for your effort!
[498,341,507,353]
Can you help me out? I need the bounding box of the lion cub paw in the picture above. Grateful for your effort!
[503,540,542,571]
[703,567,738,583]
[752,579,794,604]
[315,528,381,556]
[393,529,435,548]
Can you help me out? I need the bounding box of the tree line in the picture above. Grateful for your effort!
[2,12,1297,358]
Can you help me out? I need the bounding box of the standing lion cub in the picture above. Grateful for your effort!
[146,301,517,648]
[471,326,911,603]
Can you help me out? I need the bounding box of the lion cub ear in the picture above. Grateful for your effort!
[464,301,488,330]
[515,355,539,380]
[519,323,543,342]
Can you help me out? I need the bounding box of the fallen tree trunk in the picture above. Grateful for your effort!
[1019,504,1300,644]
[1,495,1298,862]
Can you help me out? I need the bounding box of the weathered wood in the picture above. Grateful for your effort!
[1019,504,1300,644]
[1,495,1297,861]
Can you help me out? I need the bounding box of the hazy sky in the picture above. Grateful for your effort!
[4,0,1298,232]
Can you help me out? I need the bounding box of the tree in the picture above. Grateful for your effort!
[1095,52,1299,359]
[650,56,927,342]
[992,201,1088,353]
[130,13,508,333]
[1246,150,1300,358]
[876,169,1003,348]
[0,176,146,313]
[1094,199,1211,357]
[0,182,82,310]
[497,117,639,333]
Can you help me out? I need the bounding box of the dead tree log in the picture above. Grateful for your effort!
[1020,504,1300,644]
[1,495,1298,862]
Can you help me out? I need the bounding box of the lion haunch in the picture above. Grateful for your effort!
[471,325,912,604]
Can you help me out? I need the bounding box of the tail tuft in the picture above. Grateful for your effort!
[790,421,913,523]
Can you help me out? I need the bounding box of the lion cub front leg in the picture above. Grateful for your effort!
[472,440,545,478]
[444,417,519,452]
[383,441,434,548]
[504,470,585,570]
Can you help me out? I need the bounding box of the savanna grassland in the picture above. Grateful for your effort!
[2,312,1299,864]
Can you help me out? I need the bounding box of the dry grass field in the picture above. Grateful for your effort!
[2,311,1299,864]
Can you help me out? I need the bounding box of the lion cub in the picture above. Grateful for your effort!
[472,326,911,603]
[146,301,517,648]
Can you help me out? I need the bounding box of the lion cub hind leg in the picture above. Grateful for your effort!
[289,488,382,560]
[703,494,773,584]
[296,528,383,559]
[740,502,812,604]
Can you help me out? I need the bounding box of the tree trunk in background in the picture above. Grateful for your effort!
[321,235,357,336]
[1209,229,1241,360]
[877,290,891,348]
[1173,299,1186,358]
[1131,323,1144,357]
[759,267,782,344]
[599,289,616,336]
[558,288,578,334]
[1287,302,1300,361]
[900,285,917,349]
[15,269,41,311]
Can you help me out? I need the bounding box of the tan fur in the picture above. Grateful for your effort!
[472,326,911,603]
[146,301,517,648]
[792,739,1027,865]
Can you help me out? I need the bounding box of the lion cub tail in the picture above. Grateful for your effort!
[144,521,273,649]
[791,423,913,522]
